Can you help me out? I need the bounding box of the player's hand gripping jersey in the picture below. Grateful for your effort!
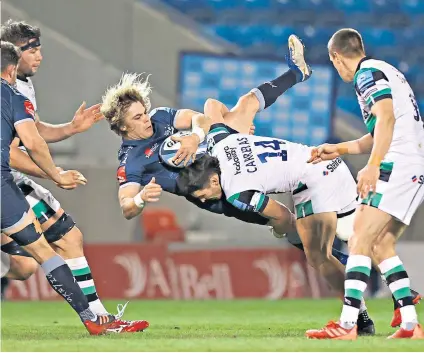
[354,58,424,224]
[207,124,358,219]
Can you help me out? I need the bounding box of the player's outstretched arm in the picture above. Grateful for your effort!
[36,102,104,143]
[118,177,162,220]
[9,144,48,179]
[308,133,374,164]
[260,199,296,235]
[15,121,86,189]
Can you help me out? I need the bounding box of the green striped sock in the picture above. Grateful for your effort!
[340,255,371,329]
[379,256,417,330]
[66,257,108,315]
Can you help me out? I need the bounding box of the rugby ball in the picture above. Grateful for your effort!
[159,130,208,168]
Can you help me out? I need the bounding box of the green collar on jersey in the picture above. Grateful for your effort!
[355,56,372,74]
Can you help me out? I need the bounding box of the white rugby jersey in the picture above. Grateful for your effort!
[16,77,37,112]
[207,124,311,212]
[354,57,424,162]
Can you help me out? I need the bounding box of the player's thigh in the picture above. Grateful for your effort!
[16,176,64,232]
[1,176,34,235]
[349,204,392,255]
[224,92,259,134]
[296,212,338,256]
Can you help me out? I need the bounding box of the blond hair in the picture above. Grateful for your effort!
[101,73,152,136]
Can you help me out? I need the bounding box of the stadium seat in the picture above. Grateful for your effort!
[334,0,372,13]
[399,0,424,16]
[141,208,185,243]
[360,28,396,46]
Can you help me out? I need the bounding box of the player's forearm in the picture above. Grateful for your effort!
[192,113,211,140]
[336,134,374,155]
[36,121,76,143]
[121,197,144,220]
[9,146,49,179]
[25,138,61,183]
[367,115,395,167]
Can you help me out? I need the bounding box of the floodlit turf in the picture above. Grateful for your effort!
[1,298,424,351]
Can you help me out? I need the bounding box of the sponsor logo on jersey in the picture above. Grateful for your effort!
[412,175,424,184]
[323,171,329,176]
[326,157,342,173]
[24,100,35,118]
[145,143,159,158]
[117,166,127,184]
[224,146,241,175]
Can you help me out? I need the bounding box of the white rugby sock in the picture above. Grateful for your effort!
[66,257,108,315]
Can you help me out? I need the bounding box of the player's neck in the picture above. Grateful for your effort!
[351,54,367,74]
[1,74,14,85]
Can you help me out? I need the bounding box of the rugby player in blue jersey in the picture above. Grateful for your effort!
[1,40,116,335]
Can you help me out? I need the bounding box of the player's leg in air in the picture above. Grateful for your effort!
[220,34,311,135]
[1,177,117,335]
[2,174,148,333]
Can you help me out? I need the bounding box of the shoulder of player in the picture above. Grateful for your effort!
[150,106,178,118]
[354,60,389,84]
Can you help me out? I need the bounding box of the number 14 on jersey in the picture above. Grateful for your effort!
[254,139,287,163]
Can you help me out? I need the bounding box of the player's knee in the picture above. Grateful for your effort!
[236,92,259,113]
[51,226,83,258]
[9,256,38,280]
[371,234,396,264]
[303,246,327,268]
[62,226,83,249]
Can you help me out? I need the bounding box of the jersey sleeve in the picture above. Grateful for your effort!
[117,155,145,187]
[226,190,269,213]
[354,67,392,110]
[150,107,178,127]
[12,94,35,126]
[207,123,237,154]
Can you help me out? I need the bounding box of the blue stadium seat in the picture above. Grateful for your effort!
[268,25,297,46]
[399,0,424,16]
[242,0,271,9]
[334,0,372,13]
[370,0,400,14]
[360,28,397,46]
[207,0,241,10]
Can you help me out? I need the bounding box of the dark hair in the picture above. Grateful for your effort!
[177,155,221,195]
[329,28,365,58]
[1,19,41,46]
[1,41,21,72]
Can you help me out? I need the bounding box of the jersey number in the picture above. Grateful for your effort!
[410,93,423,129]
[254,139,287,163]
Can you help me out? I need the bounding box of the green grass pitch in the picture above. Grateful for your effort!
[1,298,423,351]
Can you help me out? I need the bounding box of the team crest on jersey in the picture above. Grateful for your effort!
[117,166,127,183]
[24,100,35,118]
[145,143,159,158]
[164,125,175,136]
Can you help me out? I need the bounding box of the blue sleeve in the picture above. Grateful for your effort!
[150,107,178,127]
[12,94,35,126]
[227,191,269,213]
[117,154,145,187]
